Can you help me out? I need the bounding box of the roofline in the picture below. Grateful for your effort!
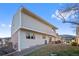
[20,7,57,29]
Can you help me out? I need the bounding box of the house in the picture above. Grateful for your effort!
[11,7,59,51]
[0,37,15,56]
[0,37,11,48]
[60,35,75,44]
[76,26,79,44]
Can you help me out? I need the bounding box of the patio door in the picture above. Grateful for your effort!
[45,40,47,44]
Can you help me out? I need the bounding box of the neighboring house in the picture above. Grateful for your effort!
[0,37,11,48]
[52,33,62,44]
[76,26,79,44]
[11,7,59,51]
[60,35,75,44]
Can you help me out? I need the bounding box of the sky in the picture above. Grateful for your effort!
[0,3,76,38]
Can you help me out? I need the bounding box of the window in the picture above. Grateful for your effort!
[43,36,46,39]
[26,34,30,39]
[31,36,35,39]
[26,33,35,39]
[31,33,35,39]
[31,34,35,39]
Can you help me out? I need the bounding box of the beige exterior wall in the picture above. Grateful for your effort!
[21,13,57,37]
[19,29,51,50]
[76,26,79,44]
[11,10,21,35]
[76,36,79,44]
[11,30,19,50]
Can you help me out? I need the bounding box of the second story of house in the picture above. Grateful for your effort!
[11,7,58,37]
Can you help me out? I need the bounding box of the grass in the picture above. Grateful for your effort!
[50,50,79,56]
[25,44,79,56]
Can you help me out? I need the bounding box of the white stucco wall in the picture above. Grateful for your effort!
[19,29,49,50]
[11,30,19,50]
[21,13,57,37]
[11,10,21,35]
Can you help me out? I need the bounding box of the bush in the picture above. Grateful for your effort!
[71,42,78,46]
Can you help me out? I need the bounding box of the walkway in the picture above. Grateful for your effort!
[4,44,46,56]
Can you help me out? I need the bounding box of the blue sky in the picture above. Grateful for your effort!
[0,3,76,37]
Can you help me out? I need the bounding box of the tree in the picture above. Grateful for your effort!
[56,4,79,25]
[55,4,79,44]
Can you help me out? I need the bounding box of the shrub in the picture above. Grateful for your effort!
[71,42,78,46]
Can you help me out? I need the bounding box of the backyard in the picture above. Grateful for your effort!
[25,44,79,56]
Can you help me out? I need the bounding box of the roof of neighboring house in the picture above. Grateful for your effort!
[0,37,11,40]
[20,7,57,29]
[60,35,75,40]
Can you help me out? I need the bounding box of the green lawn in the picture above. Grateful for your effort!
[25,44,79,56]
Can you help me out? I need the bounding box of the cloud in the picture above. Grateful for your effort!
[51,14,61,20]
[1,24,6,27]
[51,14,56,18]
[51,9,76,21]
[9,25,11,28]
[51,10,58,18]
[51,10,63,20]
[0,24,11,28]
[60,10,75,19]
[0,24,11,37]
[70,14,76,19]
[0,33,11,38]
[55,10,59,16]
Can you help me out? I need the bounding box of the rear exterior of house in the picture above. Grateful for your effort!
[11,7,58,51]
